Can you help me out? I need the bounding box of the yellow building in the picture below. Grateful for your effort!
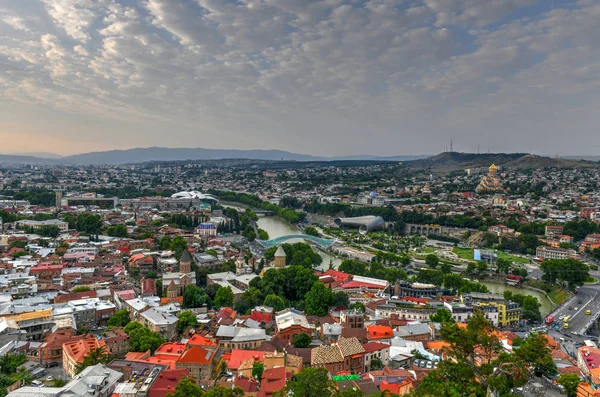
[492,301,522,326]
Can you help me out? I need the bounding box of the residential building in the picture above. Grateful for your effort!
[311,337,365,375]
[7,364,122,397]
[363,342,390,372]
[536,245,577,260]
[62,336,108,378]
[216,325,266,351]
[275,309,312,342]
[175,346,217,380]
[139,308,179,340]
[340,310,365,329]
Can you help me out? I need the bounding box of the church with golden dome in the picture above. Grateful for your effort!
[476,164,504,192]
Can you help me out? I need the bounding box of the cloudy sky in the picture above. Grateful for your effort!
[0,0,599,157]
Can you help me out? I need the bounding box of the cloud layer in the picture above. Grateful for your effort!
[0,0,599,155]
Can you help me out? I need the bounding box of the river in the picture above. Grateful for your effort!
[481,282,553,316]
[256,216,342,270]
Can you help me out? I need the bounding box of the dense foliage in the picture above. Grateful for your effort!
[540,258,589,288]
[411,312,556,397]
[123,322,165,353]
[264,242,323,268]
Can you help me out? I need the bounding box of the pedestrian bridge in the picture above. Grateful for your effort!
[257,234,337,248]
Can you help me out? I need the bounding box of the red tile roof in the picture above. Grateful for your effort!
[341,281,387,290]
[228,350,264,370]
[177,346,214,365]
[147,370,189,397]
[187,334,217,348]
[362,342,390,353]
[257,367,290,397]
[366,325,394,339]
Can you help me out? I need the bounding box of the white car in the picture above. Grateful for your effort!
[32,381,44,387]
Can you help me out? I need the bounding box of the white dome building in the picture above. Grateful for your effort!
[170,191,219,202]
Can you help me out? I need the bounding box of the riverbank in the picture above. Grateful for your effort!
[481,281,555,316]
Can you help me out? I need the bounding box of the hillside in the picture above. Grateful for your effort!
[406,152,599,172]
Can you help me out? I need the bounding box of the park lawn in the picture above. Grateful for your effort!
[452,247,529,264]
[585,276,598,284]
[453,247,474,260]
[497,251,530,264]
[548,289,570,305]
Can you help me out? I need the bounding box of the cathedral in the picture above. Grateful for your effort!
[476,164,504,192]
[162,249,196,296]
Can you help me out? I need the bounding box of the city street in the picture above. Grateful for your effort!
[550,285,600,336]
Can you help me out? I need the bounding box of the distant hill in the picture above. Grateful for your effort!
[11,152,64,159]
[406,152,599,171]
[0,147,428,165]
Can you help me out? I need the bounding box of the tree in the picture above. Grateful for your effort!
[466,262,476,274]
[205,284,222,300]
[304,282,334,316]
[332,291,350,308]
[170,236,188,258]
[412,311,555,396]
[76,347,110,374]
[252,362,264,380]
[243,225,257,242]
[541,258,589,288]
[440,262,452,274]
[476,261,489,273]
[263,294,286,312]
[177,311,198,334]
[425,254,439,269]
[107,309,130,328]
[214,286,234,308]
[305,227,320,237]
[338,260,367,276]
[106,224,128,238]
[167,376,203,397]
[124,322,165,353]
[430,308,455,324]
[416,269,444,287]
[443,274,463,294]
[257,228,269,240]
[76,213,103,235]
[495,258,511,274]
[183,285,210,309]
[160,236,172,250]
[0,353,26,375]
[277,367,336,397]
[557,373,581,397]
[292,333,312,348]
[370,357,384,371]
[515,332,557,377]
[73,286,92,293]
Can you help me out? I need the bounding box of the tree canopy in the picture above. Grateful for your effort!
[107,309,130,328]
[540,258,590,288]
[411,311,556,397]
[123,322,165,353]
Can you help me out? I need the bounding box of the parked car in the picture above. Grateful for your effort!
[32,381,44,387]
[426,361,434,369]
[45,362,59,368]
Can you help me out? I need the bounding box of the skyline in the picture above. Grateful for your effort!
[1,0,599,156]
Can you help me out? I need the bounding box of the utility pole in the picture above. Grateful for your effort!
[450,138,453,153]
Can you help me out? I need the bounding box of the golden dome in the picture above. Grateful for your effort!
[489,164,498,170]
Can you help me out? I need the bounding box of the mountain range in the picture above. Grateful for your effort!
[0,147,598,168]
[0,147,426,165]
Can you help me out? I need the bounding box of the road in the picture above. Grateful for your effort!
[549,285,600,336]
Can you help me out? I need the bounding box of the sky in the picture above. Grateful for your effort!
[0,0,599,157]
